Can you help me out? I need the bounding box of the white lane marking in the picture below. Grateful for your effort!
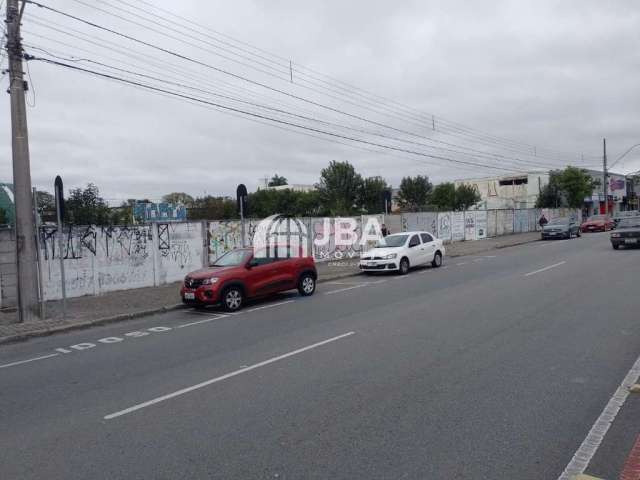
[177,314,228,328]
[366,279,388,284]
[557,353,640,479]
[0,353,59,370]
[456,262,468,266]
[392,275,410,280]
[484,255,497,258]
[473,258,485,263]
[246,300,296,312]
[185,310,218,316]
[324,284,368,294]
[524,260,566,277]
[324,281,365,285]
[104,331,356,420]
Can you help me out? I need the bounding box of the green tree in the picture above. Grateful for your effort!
[35,190,56,223]
[267,174,288,187]
[429,182,457,210]
[316,161,363,215]
[358,176,390,214]
[0,208,7,225]
[188,196,236,220]
[454,184,481,210]
[558,166,594,208]
[397,175,432,211]
[162,192,195,206]
[248,189,324,217]
[535,167,593,208]
[66,183,111,225]
[535,171,563,208]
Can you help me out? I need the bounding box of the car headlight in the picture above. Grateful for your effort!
[202,277,220,285]
[384,253,397,259]
[611,233,620,238]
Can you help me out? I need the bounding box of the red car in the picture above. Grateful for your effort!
[581,215,616,233]
[181,248,317,311]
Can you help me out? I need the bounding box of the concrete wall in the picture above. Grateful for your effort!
[0,228,17,309]
[39,222,205,301]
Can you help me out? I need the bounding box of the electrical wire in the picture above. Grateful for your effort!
[24,0,596,168]
[28,55,533,174]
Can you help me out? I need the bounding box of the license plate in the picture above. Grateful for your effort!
[625,238,638,244]
[367,261,376,266]
[184,292,195,300]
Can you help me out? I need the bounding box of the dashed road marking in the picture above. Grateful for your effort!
[473,258,485,263]
[104,331,357,420]
[246,300,295,312]
[524,260,566,277]
[177,314,228,328]
[324,284,368,294]
[0,353,59,370]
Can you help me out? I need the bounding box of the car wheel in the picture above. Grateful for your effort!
[612,244,620,250]
[222,286,243,311]
[298,273,316,296]
[399,257,410,275]
[431,251,443,268]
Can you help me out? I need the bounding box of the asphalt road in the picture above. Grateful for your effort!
[1,232,639,479]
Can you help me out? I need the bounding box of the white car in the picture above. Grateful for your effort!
[359,231,445,274]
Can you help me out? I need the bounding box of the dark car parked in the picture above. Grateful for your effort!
[610,217,640,250]
[541,217,581,240]
[181,248,317,311]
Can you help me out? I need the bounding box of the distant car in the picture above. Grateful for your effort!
[541,217,581,240]
[581,215,615,233]
[359,231,445,274]
[610,217,640,250]
[181,248,317,311]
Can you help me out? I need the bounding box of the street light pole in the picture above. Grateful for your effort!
[6,0,39,322]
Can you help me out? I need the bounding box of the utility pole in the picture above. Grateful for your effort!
[603,138,608,217]
[6,0,39,323]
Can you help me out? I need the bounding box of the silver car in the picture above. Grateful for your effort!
[541,217,581,240]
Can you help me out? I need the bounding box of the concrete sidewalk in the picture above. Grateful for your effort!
[0,231,541,344]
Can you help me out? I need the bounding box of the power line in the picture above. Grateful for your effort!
[29,55,532,174]
[118,0,599,162]
[25,0,595,168]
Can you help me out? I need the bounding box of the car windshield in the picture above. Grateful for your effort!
[211,249,251,266]
[548,217,569,225]
[378,234,408,247]
[618,218,640,229]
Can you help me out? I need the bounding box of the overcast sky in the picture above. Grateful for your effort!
[1,0,639,203]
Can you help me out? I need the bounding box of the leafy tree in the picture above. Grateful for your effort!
[0,208,7,225]
[535,167,593,208]
[66,183,111,225]
[316,160,363,215]
[162,192,195,206]
[536,171,563,208]
[397,175,432,211]
[267,174,288,187]
[429,182,457,210]
[454,184,481,210]
[358,176,390,214]
[248,189,324,218]
[188,196,236,220]
[558,166,594,208]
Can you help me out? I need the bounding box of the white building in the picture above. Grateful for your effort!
[454,171,550,210]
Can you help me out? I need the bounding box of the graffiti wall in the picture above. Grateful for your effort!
[451,212,465,242]
[40,223,203,300]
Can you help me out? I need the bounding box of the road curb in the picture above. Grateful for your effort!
[0,273,360,346]
[0,303,186,346]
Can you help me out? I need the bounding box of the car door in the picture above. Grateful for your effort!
[245,256,281,297]
[406,234,422,265]
[420,232,436,263]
